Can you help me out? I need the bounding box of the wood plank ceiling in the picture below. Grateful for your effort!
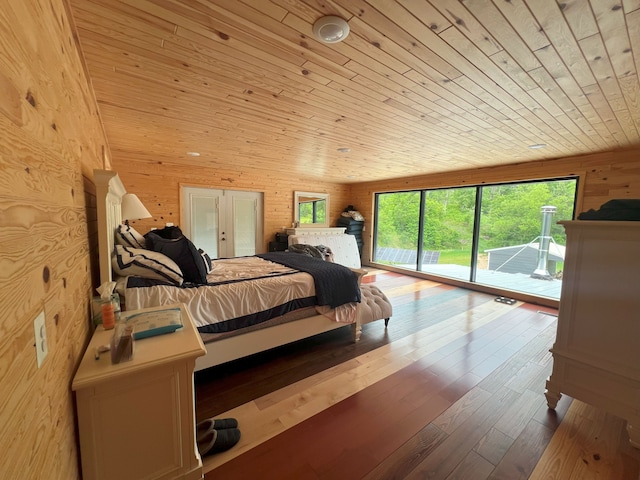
[69,0,640,183]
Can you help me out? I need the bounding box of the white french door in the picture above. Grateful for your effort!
[182,187,263,258]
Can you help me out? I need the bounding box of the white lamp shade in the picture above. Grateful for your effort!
[313,16,350,43]
[121,193,152,221]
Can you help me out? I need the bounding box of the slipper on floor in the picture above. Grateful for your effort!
[196,418,239,442]
[197,428,241,456]
[495,296,516,305]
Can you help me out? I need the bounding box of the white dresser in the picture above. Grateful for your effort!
[72,303,206,479]
[545,221,640,448]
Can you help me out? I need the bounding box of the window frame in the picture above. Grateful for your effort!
[371,175,580,301]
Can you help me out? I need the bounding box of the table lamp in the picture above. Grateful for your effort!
[121,193,152,226]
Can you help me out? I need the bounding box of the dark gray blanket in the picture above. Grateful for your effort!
[257,252,361,308]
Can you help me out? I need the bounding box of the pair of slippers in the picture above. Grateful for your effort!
[495,296,516,305]
[196,418,241,456]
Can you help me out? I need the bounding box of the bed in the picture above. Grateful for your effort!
[95,170,377,371]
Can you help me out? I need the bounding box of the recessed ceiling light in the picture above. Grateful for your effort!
[187,151,201,157]
[528,144,547,149]
[312,16,350,44]
[337,147,350,153]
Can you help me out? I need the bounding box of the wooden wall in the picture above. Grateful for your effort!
[112,155,351,250]
[350,146,640,263]
[0,1,110,478]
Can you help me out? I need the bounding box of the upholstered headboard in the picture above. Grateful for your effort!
[95,169,126,285]
[288,233,362,269]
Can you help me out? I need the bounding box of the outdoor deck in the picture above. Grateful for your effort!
[393,263,563,299]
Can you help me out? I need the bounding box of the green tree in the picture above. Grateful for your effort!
[377,192,420,249]
[376,179,577,258]
[480,180,576,250]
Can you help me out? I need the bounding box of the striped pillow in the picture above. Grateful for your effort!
[198,248,213,274]
[115,224,146,249]
[112,245,184,285]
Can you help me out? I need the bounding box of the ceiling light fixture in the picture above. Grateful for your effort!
[187,151,201,157]
[528,144,547,149]
[313,16,350,44]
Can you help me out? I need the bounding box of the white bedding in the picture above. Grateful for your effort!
[121,256,356,328]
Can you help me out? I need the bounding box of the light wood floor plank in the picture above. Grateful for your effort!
[529,400,640,480]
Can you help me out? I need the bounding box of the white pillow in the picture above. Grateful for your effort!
[112,245,184,285]
[115,224,146,249]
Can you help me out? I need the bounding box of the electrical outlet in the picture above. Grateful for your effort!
[34,311,47,368]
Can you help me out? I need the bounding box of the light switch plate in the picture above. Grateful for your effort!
[34,311,47,368]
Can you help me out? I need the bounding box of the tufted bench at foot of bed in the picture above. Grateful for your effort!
[358,283,392,327]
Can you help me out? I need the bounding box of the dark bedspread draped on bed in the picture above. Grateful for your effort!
[257,252,361,308]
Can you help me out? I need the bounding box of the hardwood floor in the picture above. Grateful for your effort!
[195,270,639,479]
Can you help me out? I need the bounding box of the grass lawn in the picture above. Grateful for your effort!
[437,250,472,265]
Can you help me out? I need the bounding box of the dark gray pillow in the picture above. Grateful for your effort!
[144,230,208,284]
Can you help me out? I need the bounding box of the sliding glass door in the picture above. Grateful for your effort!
[475,180,576,296]
[374,191,421,269]
[373,178,578,300]
[422,187,477,280]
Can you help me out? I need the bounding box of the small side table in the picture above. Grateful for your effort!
[72,303,206,480]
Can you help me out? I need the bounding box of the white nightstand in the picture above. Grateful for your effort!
[72,303,206,480]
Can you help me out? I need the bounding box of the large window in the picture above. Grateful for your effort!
[373,178,578,300]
